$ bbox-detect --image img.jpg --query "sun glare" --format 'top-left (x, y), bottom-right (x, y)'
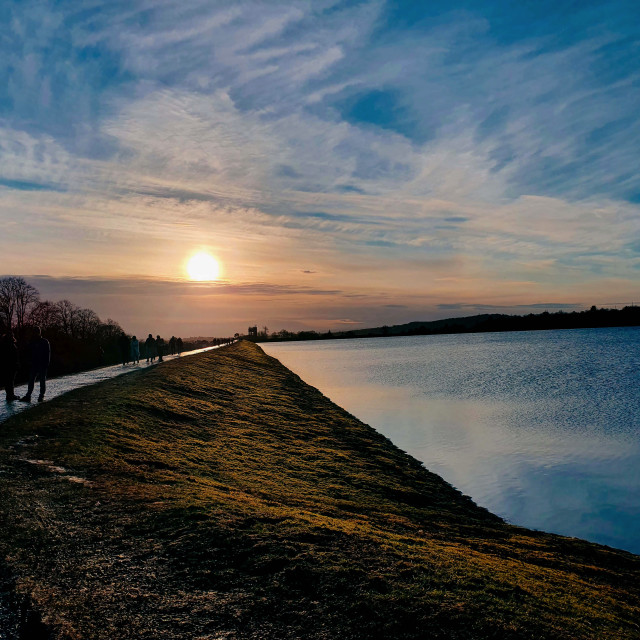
top-left (186, 252), bottom-right (221, 281)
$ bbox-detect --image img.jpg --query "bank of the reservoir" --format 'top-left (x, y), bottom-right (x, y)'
top-left (0, 341), bottom-right (638, 639)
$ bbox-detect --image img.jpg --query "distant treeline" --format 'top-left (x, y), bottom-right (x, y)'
top-left (0, 276), bottom-right (227, 385)
top-left (248, 305), bottom-right (640, 343)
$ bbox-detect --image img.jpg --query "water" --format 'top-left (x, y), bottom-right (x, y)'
top-left (263, 328), bottom-right (640, 554)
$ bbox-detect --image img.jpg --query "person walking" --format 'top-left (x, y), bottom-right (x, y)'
top-left (20, 327), bottom-right (50, 403)
top-left (1, 330), bottom-right (20, 402)
top-left (156, 335), bottom-right (165, 362)
top-left (169, 336), bottom-right (176, 356)
top-left (176, 337), bottom-right (183, 355)
top-left (145, 333), bottom-right (156, 363)
top-left (130, 335), bottom-right (140, 365)
top-left (118, 332), bottom-right (130, 366)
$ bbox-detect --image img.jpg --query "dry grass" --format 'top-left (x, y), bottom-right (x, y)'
top-left (0, 341), bottom-right (638, 639)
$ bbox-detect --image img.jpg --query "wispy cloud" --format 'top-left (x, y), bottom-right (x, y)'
top-left (26, 275), bottom-right (342, 297)
top-left (1, 1), bottom-right (639, 332)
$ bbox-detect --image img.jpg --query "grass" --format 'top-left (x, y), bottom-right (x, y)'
top-left (0, 340), bottom-right (638, 639)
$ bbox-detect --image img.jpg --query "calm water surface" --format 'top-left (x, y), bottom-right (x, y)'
top-left (264, 328), bottom-right (640, 554)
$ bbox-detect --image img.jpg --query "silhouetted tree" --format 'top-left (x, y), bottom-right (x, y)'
top-left (14, 280), bottom-right (39, 330)
top-left (98, 318), bottom-right (123, 343)
top-left (2, 276), bottom-right (237, 389)
top-left (75, 308), bottom-right (101, 340)
top-left (0, 278), bottom-right (16, 330)
top-left (0, 276), bottom-right (39, 330)
top-left (27, 301), bottom-right (62, 332)
top-left (56, 299), bottom-right (80, 337)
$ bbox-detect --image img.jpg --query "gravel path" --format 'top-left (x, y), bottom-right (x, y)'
top-left (0, 345), bottom-right (221, 425)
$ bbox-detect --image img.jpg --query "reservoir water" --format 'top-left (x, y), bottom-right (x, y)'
top-left (263, 327), bottom-right (640, 555)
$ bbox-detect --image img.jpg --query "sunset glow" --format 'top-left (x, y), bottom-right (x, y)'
top-left (1, 1), bottom-right (638, 337)
top-left (186, 253), bottom-right (221, 282)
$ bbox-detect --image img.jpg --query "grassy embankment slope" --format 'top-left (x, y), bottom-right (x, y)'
top-left (0, 341), bottom-right (639, 639)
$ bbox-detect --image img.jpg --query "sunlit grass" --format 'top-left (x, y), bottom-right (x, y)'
top-left (0, 341), bottom-right (638, 639)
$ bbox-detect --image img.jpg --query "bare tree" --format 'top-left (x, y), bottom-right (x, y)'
top-left (15, 280), bottom-right (40, 330)
top-left (0, 277), bottom-right (17, 329)
top-left (98, 318), bottom-right (123, 344)
top-left (28, 300), bottom-right (62, 331)
top-left (75, 308), bottom-right (101, 339)
top-left (0, 276), bottom-right (40, 329)
top-left (56, 299), bottom-right (80, 337)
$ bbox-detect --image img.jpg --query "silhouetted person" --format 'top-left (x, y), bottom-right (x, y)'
top-left (176, 337), bottom-right (183, 355)
top-left (118, 332), bottom-right (130, 366)
top-left (145, 334), bottom-right (156, 363)
top-left (156, 335), bottom-right (165, 362)
top-left (169, 336), bottom-right (176, 356)
top-left (1, 330), bottom-right (19, 402)
top-left (21, 327), bottom-right (50, 403)
top-left (130, 335), bottom-right (140, 364)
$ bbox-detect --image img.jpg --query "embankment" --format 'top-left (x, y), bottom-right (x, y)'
top-left (0, 340), bottom-right (638, 639)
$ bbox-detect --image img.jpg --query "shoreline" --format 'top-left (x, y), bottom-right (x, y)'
top-left (249, 309), bottom-right (640, 344)
top-left (263, 331), bottom-right (640, 556)
top-left (0, 341), bottom-right (638, 639)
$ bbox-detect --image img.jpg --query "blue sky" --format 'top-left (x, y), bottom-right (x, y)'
top-left (1, 0), bottom-right (639, 335)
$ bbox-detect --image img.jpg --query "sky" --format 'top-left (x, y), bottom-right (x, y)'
top-left (1, 0), bottom-right (639, 337)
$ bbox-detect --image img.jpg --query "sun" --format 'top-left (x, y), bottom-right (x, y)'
top-left (186, 252), bottom-right (221, 281)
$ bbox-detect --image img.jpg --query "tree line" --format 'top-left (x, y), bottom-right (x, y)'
top-left (246, 305), bottom-right (640, 343)
top-left (0, 276), bottom-right (219, 384)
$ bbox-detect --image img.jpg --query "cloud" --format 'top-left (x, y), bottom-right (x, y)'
top-left (5, 1), bottom-right (640, 207)
top-left (25, 275), bottom-right (342, 298)
top-left (1, 0), bottom-right (640, 331)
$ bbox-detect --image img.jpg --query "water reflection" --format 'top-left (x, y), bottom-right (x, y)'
top-left (264, 328), bottom-right (640, 554)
